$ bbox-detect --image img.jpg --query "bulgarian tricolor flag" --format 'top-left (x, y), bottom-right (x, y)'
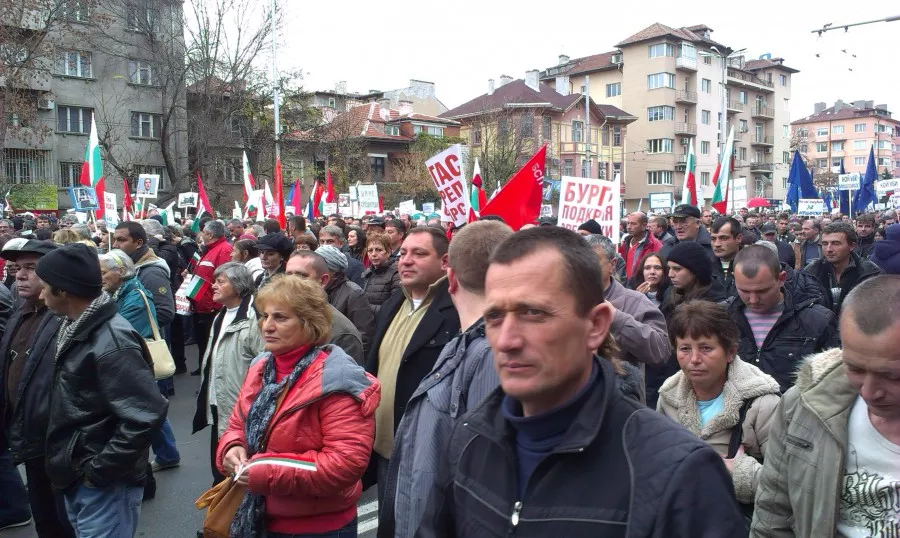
top-left (80, 114), bottom-right (105, 218)
top-left (467, 158), bottom-right (487, 223)
top-left (242, 150), bottom-right (256, 214)
top-left (191, 171), bottom-right (214, 234)
top-left (680, 140), bottom-right (698, 206)
top-left (317, 170), bottom-right (336, 216)
top-left (185, 274), bottom-right (211, 300)
top-left (711, 126), bottom-right (736, 215)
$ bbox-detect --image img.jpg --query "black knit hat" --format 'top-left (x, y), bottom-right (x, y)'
top-left (35, 243), bottom-right (102, 298)
top-left (578, 219), bottom-right (604, 235)
top-left (666, 241), bottom-right (713, 285)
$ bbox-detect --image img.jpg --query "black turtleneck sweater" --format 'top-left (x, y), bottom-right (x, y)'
top-left (501, 362), bottom-right (599, 497)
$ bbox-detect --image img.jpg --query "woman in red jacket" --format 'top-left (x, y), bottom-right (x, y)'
top-left (217, 275), bottom-right (380, 538)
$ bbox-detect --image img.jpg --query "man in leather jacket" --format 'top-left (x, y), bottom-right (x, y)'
top-left (36, 244), bottom-right (166, 536)
top-left (0, 240), bottom-right (72, 536)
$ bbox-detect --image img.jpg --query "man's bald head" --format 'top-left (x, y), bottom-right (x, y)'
top-left (841, 275), bottom-right (900, 335)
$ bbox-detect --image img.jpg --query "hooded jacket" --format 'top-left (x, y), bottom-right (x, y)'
top-left (133, 247), bottom-right (174, 326)
top-left (657, 357), bottom-right (782, 504)
top-left (750, 348), bottom-right (856, 538)
top-left (416, 356), bottom-right (747, 538)
top-left (217, 346), bottom-right (381, 535)
top-left (869, 223), bottom-right (900, 274)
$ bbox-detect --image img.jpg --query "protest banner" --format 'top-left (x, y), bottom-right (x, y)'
top-left (557, 175), bottom-right (621, 243)
top-left (399, 199), bottom-right (416, 215)
top-left (284, 205), bottom-right (296, 216)
top-left (891, 193), bottom-right (900, 209)
top-left (178, 192), bottom-right (197, 208)
top-left (103, 192), bottom-right (118, 227)
top-left (649, 192), bottom-right (673, 210)
top-left (69, 186), bottom-right (99, 211)
top-left (357, 185), bottom-right (379, 215)
top-left (322, 202), bottom-right (337, 216)
top-left (876, 178), bottom-right (900, 195)
top-left (425, 144), bottom-right (468, 226)
top-left (422, 202), bottom-right (435, 214)
top-left (797, 199), bottom-right (825, 216)
top-left (137, 174), bottom-right (160, 198)
top-left (838, 173), bottom-right (861, 191)
top-left (338, 194), bottom-right (351, 217)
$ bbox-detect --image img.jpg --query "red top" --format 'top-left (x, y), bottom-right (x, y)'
top-left (191, 237), bottom-right (232, 314)
top-left (274, 345), bottom-right (312, 382)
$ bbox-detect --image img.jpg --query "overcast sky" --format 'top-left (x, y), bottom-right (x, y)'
top-left (279, 0), bottom-right (898, 122)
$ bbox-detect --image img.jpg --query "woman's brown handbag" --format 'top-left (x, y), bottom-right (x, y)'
top-left (195, 476), bottom-right (246, 538)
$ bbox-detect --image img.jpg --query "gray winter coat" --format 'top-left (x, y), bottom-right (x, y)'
top-left (605, 279), bottom-right (670, 366)
top-left (134, 249), bottom-right (175, 327)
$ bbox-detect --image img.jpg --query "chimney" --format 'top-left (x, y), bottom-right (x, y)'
top-left (524, 70), bottom-right (540, 91)
top-left (335, 81), bottom-right (347, 95)
top-left (558, 54), bottom-right (570, 66)
top-left (379, 98), bottom-right (391, 111)
top-left (876, 104), bottom-right (888, 111)
top-left (398, 100), bottom-right (413, 116)
top-left (814, 102), bottom-right (826, 114)
top-left (488, 78), bottom-right (495, 95)
top-left (499, 75), bottom-right (513, 87)
top-left (834, 99), bottom-right (844, 113)
top-left (555, 75), bottom-right (570, 96)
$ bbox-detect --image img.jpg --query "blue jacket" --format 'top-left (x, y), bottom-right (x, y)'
top-left (114, 277), bottom-right (158, 340)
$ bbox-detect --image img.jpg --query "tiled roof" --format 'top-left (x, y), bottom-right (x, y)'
top-left (553, 51), bottom-right (621, 77)
top-left (742, 58), bottom-right (800, 74)
top-left (440, 79), bottom-right (583, 119)
top-left (615, 22), bottom-right (727, 50)
top-left (326, 103), bottom-right (460, 141)
top-left (791, 105), bottom-right (899, 125)
top-left (597, 104), bottom-right (636, 119)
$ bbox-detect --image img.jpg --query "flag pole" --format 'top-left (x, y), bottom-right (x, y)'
top-left (271, 0), bottom-right (284, 227)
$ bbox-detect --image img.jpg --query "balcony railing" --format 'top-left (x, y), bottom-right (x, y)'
top-left (675, 56), bottom-right (698, 71)
top-left (750, 135), bottom-right (775, 146)
top-left (727, 68), bottom-right (775, 90)
top-left (675, 122), bottom-right (697, 135)
top-left (675, 90), bottom-right (697, 104)
top-left (750, 162), bottom-right (775, 172)
top-left (675, 154), bottom-right (688, 169)
top-left (751, 106), bottom-right (775, 119)
top-left (732, 131), bottom-right (744, 142)
top-left (727, 101), bottom-right (745, 113)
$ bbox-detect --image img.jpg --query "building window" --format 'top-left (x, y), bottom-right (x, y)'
top-left (701, 79), bottom-right (711, 93)
top-left (648, 43), bottom-right (675, 58)
top-left (498, 118), bottom-right (509, 141)
top-left (832, 158), bottom-right (841, 168)
top-left (648, 105), bottom-right (675, 121)
top-left (128, 60), bottom-right (158, 86)
top-left (783, 125), bottom-right (789, 138)
top-left (816, 159), bottom-right (827, 168)
top-left (133, 165), bottom-right (167, 189)
top-left (369, 156), bottom-right (385, 182)
top-left (126, 6), bottom-right (159, 33)
top-left (816, 142), bottom-right (827, 152)
top-left (701, 110), bottom-right (711, 125)
top-left (800, 144), bottom-right (808, 153)
top-left (780, 74), bottom-right (787, 86)
top-left (327, 97), bottom-right (336, 108)
top-left (581, 159), bottom-right (589, 178)
top-left (854, 123), bottom-right (866, 132)
top-left (130, 112), bottom-right (161, 138)
top-left (783, 151), bottom-right (790, 164)
top-left (4, 149), bottom-right (50, 184)
top-left (647, 72), bottom-right (675, 90)
top-left (572, 121), bottom-right (584, 142)
top-left (384, 124), bottom-right (399, 136)
top-left (613, 125), bottom-right (622, 146)
top-left (606, 83), bottom-right (621, 97)
top-left (832, 141), bottom-right (844, 151)
top-left (739, 147), bottom-right (748, 161)
top-left (647, 138), bottom-right (673, 154)
top-left (471, 127), bottom-right (481, 145)
top-left (853, 140), bottom-right (866, 150)
top-left (56, 49), bottom-right (92, 78)
top-left (738, 91), bottom-right (747, 104)
top-left (542, 116), bottom-right (551, 139)
top-left (878, 140), bottom-right (892, 150)
top-left (700, 171), bottom-right (710, 186)
top-left (647, 171), bottom-right (673, 185)
top-left (739, 119), bottom-right (748, 133)
top-left (413, 125), bottom-right (444, 137)
top-left (700, 141), bottom-right (710, 155)
top-left (521, 115), bottom-right (533, 137)
top-left (832, 125), bottom-right (844, 135)
top-left (563, 159), bottom-right (574, 176)
top-left (816, 127), bottom-right (828, 136)
top-left (703, 55), bottom-right (712, 65)
top-left (221, 158), bottom-right (241, 184)
top-left (59, 161), bottom-right (81, 187)
top-left (580, 85), bottom-right (586, 95)
top-left (853, 157), bottom-right (865, 166)
top-left (880, 157), bottom-right (891, 167)
top-left (59, 0), bottom-right (90, 22)
top-left (56, 106), bottom-right (92, 134)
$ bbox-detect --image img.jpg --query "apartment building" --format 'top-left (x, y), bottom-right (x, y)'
top-left (791, 99), bottom-right (900, 181)
top-left (2, 0), bottom-right (188, 211)
top-left (540, 23), bottom-right (797, 211)
top-left (309, 79), bottom-right (449, 123)
top-left (439, 71), bottom-right (637, 188)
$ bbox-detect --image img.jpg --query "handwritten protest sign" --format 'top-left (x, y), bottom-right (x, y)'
top-left (357, 185), bottom-right (379, 215)
top-left (797, 199), bottom-right (825, 216)
top-left (103, 192), bottom-right (118, 227)
top-left (558, 176), bottom-right (621, 243)
top-left (425, 144), bottom-right (468, 226)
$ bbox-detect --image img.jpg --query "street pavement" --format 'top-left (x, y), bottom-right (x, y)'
top-left (2, 344), bottom-right (379, 537)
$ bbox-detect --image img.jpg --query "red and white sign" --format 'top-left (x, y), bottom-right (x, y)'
top-left (426, 144), bottom-right (468, 227)
top-left (558, 175), bottom-right (621, 243)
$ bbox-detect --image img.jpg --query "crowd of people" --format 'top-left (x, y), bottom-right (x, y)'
top-left (0, 203), bottom-right (897, 538)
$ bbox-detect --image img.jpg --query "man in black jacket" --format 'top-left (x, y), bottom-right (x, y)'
top-left (804, 222), bottom-right (882, 315)
top-left (0, 241), bottom-right (73, 537)
top-left (36, 244), bottom-right (166, 535)
top-left (729, 245), bottom-right (839, 392)
top-left (365, 227), bottom-right (459, 505)
top-left (853, 213), bottom-right (876, 260)
top-left (417, 227), bottom-right (745, 537)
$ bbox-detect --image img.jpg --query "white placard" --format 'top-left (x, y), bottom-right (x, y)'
top-left (178, 192), bottom-right (198, 208)
top-left (137, 174), bottom-right (160, 198)
top-left (649, 192), bottom-right (673, 210)
top-left (425, 144), bottom-right (468, 227)
top-left (838, 173), bottom-right (861, 190)
top-left (557, 175), bottom-right (621, 243)
top-left (103, 192), bottom-right (118, 227)
top-left (422, 202), bottom-right (435, 214)
top-left (322, 202), bottom-right (337, 216)
top-left (797, 199), bottom-right (825, 216)
top-left (540, 204), bottom-right (553, 217)
top-left (398, 199), bottom-right (416, 215)
top-left (876, 178), bottom-right (900, 194)
top-left (338, 194), bottom-right (351, 217)
top-left (357, 185), bottom-right (379, 216)
top-left (891, 194), bottom-right (900, 209)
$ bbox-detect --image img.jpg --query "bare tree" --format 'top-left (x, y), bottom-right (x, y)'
top-left (464, 98), bottom-right (540, 193)
top-left (387, 133), bottom-right (465, 209)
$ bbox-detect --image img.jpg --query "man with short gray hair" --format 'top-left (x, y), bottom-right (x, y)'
top-left (319, 224), bottom-right (364, 286)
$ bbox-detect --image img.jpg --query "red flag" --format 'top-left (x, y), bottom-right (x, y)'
top-left (378, 195), bottom-right (384, 213)
top-left (479, 146), bottom-right (547, 230)
top-left (122, 179), bottom-right (134, 221)
top-left (274, 158), bottom-right (285, 228)
top-left (291, 179), bottom-right (302, 214)
top-left (325, 170), bottom-right (336, 203)
top-left (312, 182), bottom-right (325, 218)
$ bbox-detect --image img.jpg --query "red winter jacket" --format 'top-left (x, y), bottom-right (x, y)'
top-left (191, 236), bottom-right (232, 314)
top-left (216, 346), bottom-right (380, 535)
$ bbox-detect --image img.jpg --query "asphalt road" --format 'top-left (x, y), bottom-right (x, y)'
top-left (2, 344), bottom-right (379, 538)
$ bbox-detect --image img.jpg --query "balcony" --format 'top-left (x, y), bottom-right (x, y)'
top-left (727, 68), bottom-right (775, 92)
top-left (750, 135), bottom-right (775, 147)
top-left (676, 56), bottom-right (698, 71)
top-left (675, 122), bottom-right (697, 136)
top-left (675, 90), bottom-right (697, 104)
top-left (727, 101), bottom-right (745, 114)
top-left (558, 141), bottom-right (600, 155)
top-left (733, 159), bottom-right (748, 170)
top-left (675, 154), bottom-right (688, 170)
top-left (751, 106), bottom-right (775, 120)
top-left (732, 130), bottom-right (744, 142)
top-left (750, 162), bottom-right (775, 173)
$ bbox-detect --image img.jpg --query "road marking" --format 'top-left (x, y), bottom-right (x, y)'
top-left (359, 500), bottom-right (378, 517)
top-left (358, 515), bottom-right (379, 534)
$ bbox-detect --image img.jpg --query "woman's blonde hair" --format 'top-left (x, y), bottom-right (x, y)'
top-left (255, 275), bottom-right (332, 345)
top-left (53, 229), bottom-right (82, 245)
